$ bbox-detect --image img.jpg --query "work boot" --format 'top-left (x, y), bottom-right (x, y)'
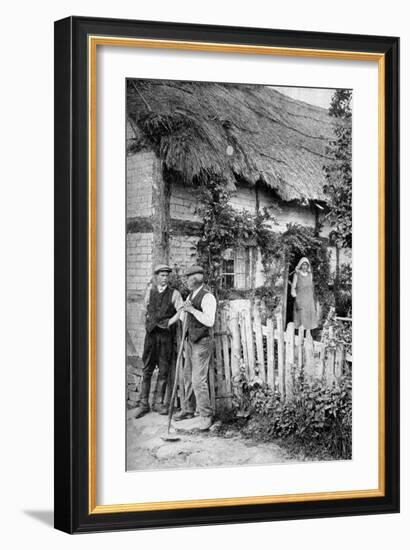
top-left (173, 410), bottom-right (194, 421)
top-left (133, 379), bottom-right (150, 419)
top-left (152, 379), bottom-right (168, 415)
top-left (133, 401), bottom-right (149, 418)
top-left (152, 403), bottom-right (169, 415)
top-left (198, 416), bottom-right (213, 431)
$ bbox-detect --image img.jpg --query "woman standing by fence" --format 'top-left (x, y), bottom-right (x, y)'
top-left (291, 257), bottom-right (318, 334)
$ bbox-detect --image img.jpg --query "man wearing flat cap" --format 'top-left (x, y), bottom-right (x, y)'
top-left (134, 264), bottom-right (183, 419)
top-left (174, 265), bottom-right (216, 431)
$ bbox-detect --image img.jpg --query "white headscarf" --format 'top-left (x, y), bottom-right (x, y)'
top-left (295, 257), bottom-right (312, 273)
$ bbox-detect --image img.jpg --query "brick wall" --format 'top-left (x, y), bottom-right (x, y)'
top-left (127, 232), bottom-right (153, 295)
top-left (169, 234), bottom-right (199, 275)
top-left (127, 231), bottom-right (154, 358)
top-left (169, 183), bottom-right (200, 273)
top-left (127, 151), bottom-right (156, 218)
top-left (170, 184), bottom-right (201, 222)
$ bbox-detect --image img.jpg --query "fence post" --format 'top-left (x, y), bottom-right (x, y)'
top-left (229, 311), bottom-right (241, 379)
top-left (297, 325), bottom-right (304, 375)
top-left (276, 312), bottom-right (285, 398)
top-left (209, 355), bottom-right (216, 415)
top-left (254, 305), bottom-right (265, 382)
top-left (282, 262), bottom-right (290, 330)
top-left (304, 331), bottom-right (315, 382)
top-left (239, 310), bottom-right (250, 377)
top-left (334, 345), bottom-right (345, 380)
top-left (214, 312), bottom-right (226, 413)
top-left (266, 317), bottom-right (275, 389)
top-left (242, 309), bottom-right (255, 379)
top-left (285, 322), bottom-right (295, 399)
top-left (221, 309), bottom-right (232, 408)
top-left (325, 347), bottom-right (336, 385)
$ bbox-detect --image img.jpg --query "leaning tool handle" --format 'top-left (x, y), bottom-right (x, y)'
top-left (167, 315), bottom-right (188, 433)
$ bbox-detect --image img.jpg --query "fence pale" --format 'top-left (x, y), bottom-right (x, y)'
top-left (276, 312), bottom-right (285, 397)
top-left (266, 318), bottom-right (275, 389)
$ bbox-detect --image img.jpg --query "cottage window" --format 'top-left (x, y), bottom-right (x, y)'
top-left (221, 247), bottom-right (253, 290)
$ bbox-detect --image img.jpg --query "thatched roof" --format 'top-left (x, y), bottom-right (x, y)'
top-left (127, 79), bottom-right (340, 202)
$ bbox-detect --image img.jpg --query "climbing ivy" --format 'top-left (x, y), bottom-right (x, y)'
top-left (323, 89), bottom-right (352, 249)
top-left (195, 174), bottom-right (266, 300)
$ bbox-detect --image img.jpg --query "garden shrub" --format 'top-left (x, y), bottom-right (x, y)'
top-left (231, 366), bottom-right (352, 460)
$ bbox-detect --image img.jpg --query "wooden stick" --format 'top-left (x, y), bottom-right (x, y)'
top-left (167, 316), bottom-right (188, 433)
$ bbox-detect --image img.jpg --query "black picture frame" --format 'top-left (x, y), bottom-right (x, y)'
top-left (54, 15), bottom-right (400, 533)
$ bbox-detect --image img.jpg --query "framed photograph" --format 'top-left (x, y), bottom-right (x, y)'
top-left (54, 16), bottom-right (399, 533)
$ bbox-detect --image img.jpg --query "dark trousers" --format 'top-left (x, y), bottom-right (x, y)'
top-left (140, 328), bottom-right (173, 404)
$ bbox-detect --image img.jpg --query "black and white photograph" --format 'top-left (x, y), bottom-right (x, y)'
top-left (125, 79), bottom-right (353, 471)
top-left (0, 0), bottom-right (403, 540)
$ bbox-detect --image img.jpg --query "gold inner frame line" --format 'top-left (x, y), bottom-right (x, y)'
top-left (88, 35), bottom-right (386, 514)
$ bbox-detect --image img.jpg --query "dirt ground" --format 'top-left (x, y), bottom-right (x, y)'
top-left (127, 411), bottom-right (297, 471)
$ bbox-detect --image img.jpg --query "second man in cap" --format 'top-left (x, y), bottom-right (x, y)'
top-left (175, 265), bottom-right (216, 431)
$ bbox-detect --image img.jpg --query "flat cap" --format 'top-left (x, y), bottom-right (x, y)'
top-left (154, 264), bottom-right (172, 274)
top-left (185, 265), bottom-right (204, 277)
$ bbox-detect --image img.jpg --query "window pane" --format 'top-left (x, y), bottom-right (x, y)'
top-left (223, 273), bottom-right (235, 289)
top-left (222, 258), bottom-right (235, 289)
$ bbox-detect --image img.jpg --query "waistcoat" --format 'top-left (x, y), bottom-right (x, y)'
top-left (187, 286), bottom-right (212, 343)
top-left (146, 286), bottom-right (176, 333)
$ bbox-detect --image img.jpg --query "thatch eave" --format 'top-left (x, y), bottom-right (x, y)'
top-left (127, 80), bottom-right (348, 203)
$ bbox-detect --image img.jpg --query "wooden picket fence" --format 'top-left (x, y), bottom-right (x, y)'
top-left (152, 305), bottom-right (349, 414)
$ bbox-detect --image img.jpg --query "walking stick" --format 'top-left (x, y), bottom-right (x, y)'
top-left (162, 314), bottom-right (188, 441)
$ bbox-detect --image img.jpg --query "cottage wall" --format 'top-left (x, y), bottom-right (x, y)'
top-left (127, 152), bottom-right (154, 218)
top-left (168, 235), bottom-right (199, 275)
top-left (168, 182), bottom-right (316, 233)
top-left (170, 185), bottom-right (201, 222)
top-left (168, 184), bottom-right (200, 274)
top-left (258, 187), bottom-right (316, 231)
top-left (230, 185), bottom-right (257, 211)
top-left (230, 185), bottom-right (316, 231)
top-left (127, 232), bottom-right (153, 355)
